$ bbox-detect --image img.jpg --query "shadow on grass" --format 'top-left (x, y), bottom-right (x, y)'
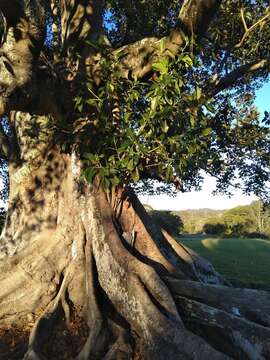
top-left (178, 235), bottom-right (270, 285)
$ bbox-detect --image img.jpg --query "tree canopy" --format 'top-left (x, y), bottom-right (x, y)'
top-left (0, 0), bottom-right (269, 203)
top-left (79, 0), bottom-right (270, 199)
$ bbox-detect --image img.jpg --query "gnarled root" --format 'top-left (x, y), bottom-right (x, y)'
top-left (1, 179), bottom-right (270, 360)
top-left (165, 277), bottom-right (270, 327)
top-left (74, 241), bottom-right (105, 360)
top-left (116, 187), bottom-right (230, 286)
top-left (79, 187), bottom-right (229, 359)
top-left (103, 322), bottom-right (133, 360)
top-left (176, 295), bottom-right (270, 359)
top-left (23, 265), bottom-right (73, 360)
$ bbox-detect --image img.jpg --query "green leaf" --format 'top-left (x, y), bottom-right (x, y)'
top-left (150, 97), bottom-right (159, 112)
top-left (86, 98), bottom-right (99, 107)
top-left (108, 83), bottom-right (115, 92)
top-left (132, 167), bottom-right (140, 182)
top-left (84, 153), bottom-right (96, 162)
top-left (159, 37), bottom-right (166, 52)
top-left (102, 176), bottom-right (111, 189)
top-left (181, 54), bottom-right (193, 67)
top-left (189, 115), bottom-right (195, 127)
top-left (161, 120), bottom-right (169, 133)
top-left (110, 176), bottom-right (120, 186)
top-left (189, 144), bottom-right (197, 154)
top-left (195, 87), bottom-right (202, 101)
top-left (165, 165), bottom-right (173, 180)
top-left (152, 59), bottom-right (168, 74)
top-left (202, 128), bottom-right (212, 136)
top-left (126, 128), bottom-right (135, 140)
top-left (118, 140), bottom-right (131, 153)
top-left (175, 81), bottom-right (181, 95)
top-left (84, 167), bottom-right (96, 183)
top-left (204, 103), bottom-right (215, 113)
top-left (127, 159), bottom-right (134, 171)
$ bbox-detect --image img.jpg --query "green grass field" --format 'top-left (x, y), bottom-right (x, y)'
top-left (177, 235), bottom-right (270, 285)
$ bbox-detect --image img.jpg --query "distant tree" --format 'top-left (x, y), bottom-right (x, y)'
top-left (179, 209), bottom-right (224, 234)
top-left (262, 204), bottom-right (270, 237)
top-left (248, 200), bottom-right (269, 234)
top-left (247, 201), bottom-right (270, 238)
top-left (203, 201), bottom-right (270, 238)
top-left (149, 210), bottom-right (183, 235)
top-left (203, 222), bottom-right (226, 235)
top-left (222, 206), bottom-right (253, 235)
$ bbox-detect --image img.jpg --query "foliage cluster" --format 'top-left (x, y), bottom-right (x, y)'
top-left (0, 0), bottom-right (270, 203)
top-left (75, 35), bottom-right (270, 199)
top-left (76, 43), bottom-right (220, 192)
top-left (104, 0), bottom-right (181, 46)
top-left (71, 0), bottom-right (270, 200)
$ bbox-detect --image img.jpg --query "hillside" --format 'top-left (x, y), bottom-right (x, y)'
top-left (147, 200), bottom-right (270, 238)
top-left (175, 209), bottom-right (225, 234)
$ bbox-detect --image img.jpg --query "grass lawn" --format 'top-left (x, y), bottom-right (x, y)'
top-left (177, 235), bottom-right (270, 285)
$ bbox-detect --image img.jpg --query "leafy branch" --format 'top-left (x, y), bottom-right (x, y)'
top-left (236, 7), bottom-right (270, 48)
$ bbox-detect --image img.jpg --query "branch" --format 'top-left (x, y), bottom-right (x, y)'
top-left (208, 59), bottom-right (268, 96)
top-left (180, 59), bottom-right (268, 120)
top-left (236, 7), bottom-right (270, 49)
top-left (179, 0), bottom-right (222, 37)
top-left (240, 8), bottom-right (248, 33)
top-left (60, 0), bottom-right (104, 54)
top-left (0, 122), bottom-right (10, 159)
top-left (59, 0), bottom-right (106, 85)
top-left (51, 0), bottom-right (61, 57)
top-left (0, 0), bottom-right (46, 115)
top-left (115, 0), bottom-right (222, 79)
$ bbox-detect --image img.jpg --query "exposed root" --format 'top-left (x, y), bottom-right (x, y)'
top-left (75, 236), bottom-right (105, 360)
top-left (176, 295), bottom-right (270, 359)
top-left (79, 187), bottom-right (230, 359)
top-left (117, 188), bottom-right (229, 285)
top-left (103, 332), bottom-right (133, 360)
top-left (23, 265), bottom-right (73, 360)
top-left (41, 304), bottom-right (89, 360)
top-left (165, 277), bottom-right (270, 327)
top-left (23, 348), bottom-right (47, 360)
top-left (2, 166), bottom-right (270, 360)
top-left (0, 326), bottom-right (28, 360)
top-left (161, 229), bottom-right (231, 286)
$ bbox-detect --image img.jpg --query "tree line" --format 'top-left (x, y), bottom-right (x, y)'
top-left (149, 201), bottom-right (270, 238)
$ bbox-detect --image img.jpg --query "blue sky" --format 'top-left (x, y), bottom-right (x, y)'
top-left (140, 81), bottom-right (270, 210)
top-left (254, 81), bottom-right (270, 114)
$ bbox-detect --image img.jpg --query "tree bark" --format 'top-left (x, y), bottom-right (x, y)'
top-left (0, 112), bottom-right (270, 360)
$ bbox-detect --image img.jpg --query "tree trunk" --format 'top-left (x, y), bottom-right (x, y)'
top-left (0, 113), bottom-right (270, 360)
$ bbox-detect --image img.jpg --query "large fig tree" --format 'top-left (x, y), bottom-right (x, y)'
top-left (0, 0), bottom-right (270, 359)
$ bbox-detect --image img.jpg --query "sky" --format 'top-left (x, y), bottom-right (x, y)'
top-left (139, 174), bottom-right (258, 211)
top-left (139, 81), bottom-right (269, 211)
